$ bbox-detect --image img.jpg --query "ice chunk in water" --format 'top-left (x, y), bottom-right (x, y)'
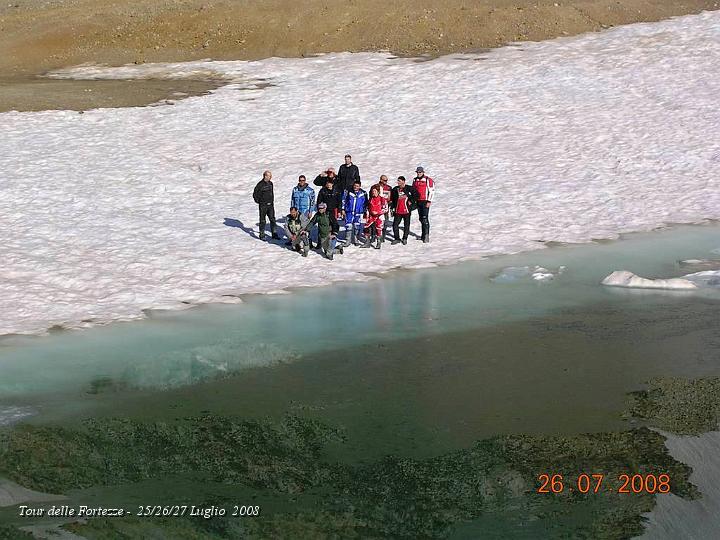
top-left (683, 270), bottom-right (720, 288)
top-left (602, 270), bottom-right (698, 290)
top-left (603, 268), bottom-right (720, 290)
top-left (492, 265), bottom-right (564, 283)
top-left (532, 267), bottom-right (556, 282)
top-left (492, 266), bottom-right (533, 283)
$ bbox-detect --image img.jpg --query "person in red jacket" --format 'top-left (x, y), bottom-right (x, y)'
top-left (362, 186), bottom-right (388, 250)
top-left (371, 174), bottom-right (392, 242)
top-left (412, 166), bottom-right (435, 243)
top-left (390, 176), bottom-right (418, 245)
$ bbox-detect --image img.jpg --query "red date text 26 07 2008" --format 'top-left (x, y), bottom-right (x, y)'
top-left (536, 473), bottom-right (671, 494)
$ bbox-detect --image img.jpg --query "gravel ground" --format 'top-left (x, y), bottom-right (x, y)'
top-left (0, 0), bottom-right (718, 110)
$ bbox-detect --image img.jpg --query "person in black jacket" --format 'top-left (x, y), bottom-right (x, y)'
top-left (390, 176), bottom-right (418, 245)
top-left (313, 167), bottom-right (338, 187)
top-left (315, 177), bottom-right (343, 249)
top-left (337, 154), bottom-right (360, 194)
top-left (316, 177), bottom-right (343, 217)
top-left (252, 170), bottom-right (279, 240)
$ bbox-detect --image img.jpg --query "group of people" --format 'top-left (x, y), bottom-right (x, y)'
top-left (252, 155), bottom-right (435, 260)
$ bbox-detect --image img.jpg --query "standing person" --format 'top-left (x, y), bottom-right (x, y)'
top-left (337, 154), bottom-right (360, 194)
top-left (316, 177), bottom-right (343, 217)
top-left (290, 175), bottom-right (315, 218)
top-left (304, 203), bottom-right (343, 260)
top-left (341, 180), bottom-right (368, 246)
top-left (313, 167), bottom-right (338, 187)
top-left (316, 177), bottom-right (343, 249)
top-left (412, 166), bottom-right (435, 243)
top-left (252, 170), bottom-right (279, 240)
top-left (284, 207), bottom-right (311, 257)
top-left (371, 174), bottom-right (392, 242)
top-left (390, 176), bottom-right (417, 245)
top-left (362, 186), bottom-right (388, 250)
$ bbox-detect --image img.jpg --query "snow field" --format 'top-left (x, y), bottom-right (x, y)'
top-left (2, 12), bottom-right (720, 335)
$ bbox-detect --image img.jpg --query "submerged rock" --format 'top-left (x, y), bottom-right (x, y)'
top-left (0, 525), bottom-right (34, 539)
top-left (678, 258), bottom-right (720, 271)
top-left (0, 477), bottom-right (65, 508)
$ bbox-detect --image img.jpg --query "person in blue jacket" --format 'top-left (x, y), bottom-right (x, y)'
top-left (341, 180), bottom-right (368, 246)
top-left (290, 175), bottom-right (315, 217)
top-left (290, 175), bottom-right (316, 247)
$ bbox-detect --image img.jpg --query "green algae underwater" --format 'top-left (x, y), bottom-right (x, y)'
top-left (0, 414), bottom-right (702, 539)
top-left (2, 361), bottom-right (720, 538)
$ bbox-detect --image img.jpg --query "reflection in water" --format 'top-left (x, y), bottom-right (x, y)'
top-left (370, 278), bottom-right (391, 329)
top-left (120, 338), bottom-right (297, 389)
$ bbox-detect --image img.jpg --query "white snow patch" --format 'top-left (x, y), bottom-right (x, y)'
top-left (47, 62), bottom-right (238, 82)
top-left (2, 12), bottom-right (720, 335)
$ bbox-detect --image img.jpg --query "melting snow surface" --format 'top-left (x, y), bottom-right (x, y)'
top-left (2, 12), bottom-right (720, 335)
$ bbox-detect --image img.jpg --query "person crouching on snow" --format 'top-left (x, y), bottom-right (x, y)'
top-left (341, 180), bottom-right (368, 246)
top-left (362, 186), bottom-right (388, 250)
top-left (285, 207), bottom-right (310, 257)
top-left (304, 202), bottom-right (344, 260)
top-left (316, 176), bottom-right (343, 250)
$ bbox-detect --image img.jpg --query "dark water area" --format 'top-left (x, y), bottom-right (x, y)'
top-left (58, 295), bottom-right (720, 463)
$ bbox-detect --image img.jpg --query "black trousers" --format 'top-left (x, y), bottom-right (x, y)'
top-left (258, 203), bottom-right (276, 237)
top-left (416, 201), bottom-right (431, 240)
top-left (392, 213), bottom-right (411, 240)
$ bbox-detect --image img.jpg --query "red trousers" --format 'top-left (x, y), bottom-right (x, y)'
top-left (365, 215), bottom-right (383, 237)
